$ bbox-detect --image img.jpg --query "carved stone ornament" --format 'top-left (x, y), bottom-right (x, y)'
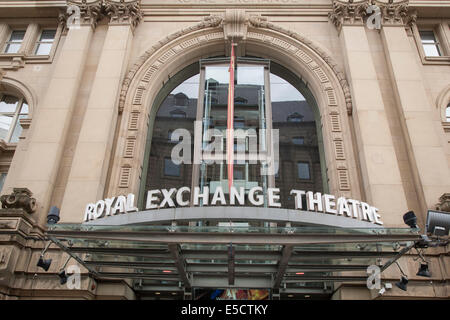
top-left (436, 193), bottom-right (450, 213)
top-left (328, 0), bottom-right (370, 31)
top-left (222, 9), bottom-right (248, 42)
top-left (329, 0), bottom-right (413, 30)
top-left (374, 0), bottom-right (409, 25)
top-left (65, 0), bottom-right (103, 29)
top-left (0, 188), bottom-right (37, 214)
top-left (61, 0), bottom-right (143, 30)
top-left (104, 0), bottom-right (143, 31)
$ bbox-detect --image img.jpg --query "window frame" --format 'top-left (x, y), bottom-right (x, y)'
top-left (163, 157), bottom-right (181, 177)
top-left (296, 161), bottom-right (312, 181)
top-left (0, 92), bottom-right (29, 144)
top-left (33, 28), bottom-right (57, 56)
top-left (0, 21), bottom-right (63, 67)
top-left (419, 30), bottom-right (442, 57)
top-left (3, 29), bottom-right (26, 54)
top-left (412, 21), bottom-right (450, 65)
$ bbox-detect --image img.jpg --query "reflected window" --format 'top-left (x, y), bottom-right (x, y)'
top-left (271, 72), bottom-right (323, 208)
top-left (4, 30), bottom-right (25, 54)
top-left (287, 112), bottom-right (303, 122)
top-left (143, 73), bottom-right (199, 201)
top-left (170, 109), bottom-right (186, 118)
top-left (297, 162), bottom-right (310, 180)
top-left (164, 158), bottom-right (180, 177)
top-left (0, 93), bottom-right (29, 143)
top-left (292, 136), bottom-right (304, 145)
top-left (420, 30), bottom-right (441, 57)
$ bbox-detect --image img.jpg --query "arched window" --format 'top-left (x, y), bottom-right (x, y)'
top-left (446, 103), bottom-right (450, 122)
top-left (141, 58), bottom-right (326, 213)
top-left (287, 112), bottom-right (303, 122)
top-left (0, 93), bottom-right (28, 143)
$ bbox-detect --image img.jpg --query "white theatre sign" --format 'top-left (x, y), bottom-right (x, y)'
top-left (83, 186), bottom-right (383, 226)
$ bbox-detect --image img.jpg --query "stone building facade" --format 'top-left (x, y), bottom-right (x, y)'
top-left (0, 0), bottom-right (449, 300)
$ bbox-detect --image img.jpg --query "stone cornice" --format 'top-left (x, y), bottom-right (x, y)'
top-left (104, 0), bottom-right (143, 31)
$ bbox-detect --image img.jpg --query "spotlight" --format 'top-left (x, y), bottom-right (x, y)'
top-left (58, 270), bottom-right (68, 285)
top-left (403, 211), bottom-right (418, 229)
top-left (37, 256), bottom-right (52, 271)
top-left (47, 206), bottom-right (60, 225)
top-left (426, 210), bottom-right (450, 236)
top-left (416, 263), bottom-right (431, 277)
top-left (395, 276), bottom-right (408, 291)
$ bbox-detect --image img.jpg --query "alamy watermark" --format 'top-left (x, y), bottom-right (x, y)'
top-left (66, 5), bottom-right (81, 29)
top-left (66, 264), bottom-right (81, 290)
top-left (170, 121), bottom-right (280, 176)
top-left (366, 5), bottom-right (382, 30)
top-left (366, 265), bottom-right (381, 290)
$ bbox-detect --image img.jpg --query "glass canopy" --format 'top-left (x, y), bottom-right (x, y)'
top-left (47, 223), bottom-right (420, 299)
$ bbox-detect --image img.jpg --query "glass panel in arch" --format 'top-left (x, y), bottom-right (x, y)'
top-left (200, 63), bottom-right (267, 204)
top-left (143, 74), bottom-right (199, 203)
top-left (270, 73), bottom-right (323, 209)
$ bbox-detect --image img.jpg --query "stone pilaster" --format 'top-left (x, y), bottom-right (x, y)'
top-left (1, 1), bottom-right (101, 227)
top-left (60, 0), bottom-right (142, 222)
top-left (379, 1), bottom-right (450, 215)
top-left (0, 23), bottom-right (9, 45)
top-left (329, 0), bottom-right (409, 226)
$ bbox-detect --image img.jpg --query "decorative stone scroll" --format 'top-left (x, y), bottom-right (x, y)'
top-left (374, 0), bottom-right (409, 25)
top-left (104, 0), bottom-right (143, 31)
top-left (0, 188), bottom-right (37, 214)
top-left (222, 9), bottom-right (248, 42)
top-left (60, 0), bottom-right (143, 31)
top-left (436, 193), bottom-right (450, 213)
top-left (328, 0), bottom-right (369, 31)
top-left (65, 0), bottom-right (103, 29)
top-left (329, 0), bottom-right (414, 30)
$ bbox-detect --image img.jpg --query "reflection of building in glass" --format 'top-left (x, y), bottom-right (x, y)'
top-left (144, 73), bottom-right (323, 212)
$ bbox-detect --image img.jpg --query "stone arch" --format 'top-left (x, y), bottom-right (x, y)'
top-left (109, 16), bottom-right (362, 202)
top-left (0, 76), bottom-right (36, 117)
top-left (436, 84), bottom-right (450, 123)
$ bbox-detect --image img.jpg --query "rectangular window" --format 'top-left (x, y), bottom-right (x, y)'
top-left (35, 29), bottom-right (56, 55)
top-left (420, 30), bottom-right (441, 57)
top-left (297, 161), bottom-right (310, 180)
top-left (4, 30), bottom-right (25, 54)
top-left (233, 165), bottom-right (245, 180)
top-left (164, 158), bottom-right (180, 177)
top-left (292, 136), bottom-right (304, 145)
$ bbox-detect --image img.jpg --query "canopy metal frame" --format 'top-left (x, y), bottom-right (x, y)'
top-left (46, 224), bottom-right (421, 298)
